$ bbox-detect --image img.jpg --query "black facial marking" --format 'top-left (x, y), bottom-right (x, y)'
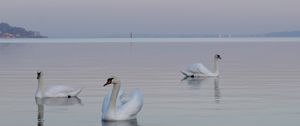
top-left (37, 72), bottom-right (41, 79)
top-left (103, 77), bottom-right (114, 87)
top-left (216, 54), bottom-right (221, 59)
top-left (107, 78), bottom-right (114, 84)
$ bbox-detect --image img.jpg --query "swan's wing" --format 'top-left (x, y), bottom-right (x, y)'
top-left (44, 85), bottom-right (81, 97)
top-left (102, 92), bottom-right (110, 113)
top-left (102, 88), bottom-right (125, 113)
top-left (187, 63), bottom-right (211, 75)
top-left (117, 89), bottom-right (143, 118)
top-left (117, 88), bottom-right (126, 107)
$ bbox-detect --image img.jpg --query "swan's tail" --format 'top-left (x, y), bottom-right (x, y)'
top-left (180, 71), bottom-right (190, 81)
top-left (72, 87), bottom-right (84, 96)
top-left (181, 71), bottom-right (196, 81)
top-left (181, 71), bottom-right (190, 77)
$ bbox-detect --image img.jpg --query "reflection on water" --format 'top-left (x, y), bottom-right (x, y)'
top-left (182, 76), bottom-right (209, 89)
top-left (182, 77), bottom-right (221, 103)
top-left (214, 78), bottom-right (221, 103)
top-left (102, 119), bottom-right (139, 126)
top-left (35, 97), bottom-right (82, 126)
top-left (2, 41), bottom-right (300, 126)
top-left (37, 103), bottom-right (44, 126)
top-left (35, 97), bottom-right (82, 106)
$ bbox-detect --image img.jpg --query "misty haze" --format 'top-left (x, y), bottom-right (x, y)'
top-left (1, 0), bottom-right (300, 126)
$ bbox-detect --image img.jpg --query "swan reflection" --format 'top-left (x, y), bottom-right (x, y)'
top-left (214, 78), bottom-right (221, 103)
top-left (35, 97), bottom-right (82, 106)
top-left (37, 103), bottom-right (44, 126)
top-left (182, 76), bottom-right (209, 89)
top-left (35, 97), bottom-right (82, 126)
top-left (182, 77), bottom-right (221, 103)
top-left (102, 119), bottom-right (139, 126)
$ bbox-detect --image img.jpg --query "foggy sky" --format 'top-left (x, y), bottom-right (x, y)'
top-left (1, 0), bottom-right (300, 37)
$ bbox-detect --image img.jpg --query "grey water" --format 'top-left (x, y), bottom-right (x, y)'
top-left (1, 38), bottom-right (300, 126)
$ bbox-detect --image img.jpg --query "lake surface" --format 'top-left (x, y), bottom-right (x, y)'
top-left (1, 38), bottom-right (300, 126)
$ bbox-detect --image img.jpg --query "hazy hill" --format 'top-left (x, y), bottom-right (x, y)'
top-left (0, 22), bottom-right (47, 38)
top-left (264, 31), bottom-right (300, 37)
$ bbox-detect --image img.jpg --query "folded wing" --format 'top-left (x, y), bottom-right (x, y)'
top-left (117, 89), bottom-right (143, 118)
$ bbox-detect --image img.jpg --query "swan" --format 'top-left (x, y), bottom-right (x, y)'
top-left (182, 54), bottom-right (221, 77)
top-left (102, 76), bottom-right (143, 121)
top-left (35, 71), bottom-right (83, 98)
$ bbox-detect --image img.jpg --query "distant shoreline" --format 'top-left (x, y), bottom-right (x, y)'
top-left (0, 22), bottom-right (47, 38)
top-left (1, 37), bottom-right (300, 44)
top-left (1, 22), bottom-right (300, 38)
top-left (33, 30), bottom-right (300, 38)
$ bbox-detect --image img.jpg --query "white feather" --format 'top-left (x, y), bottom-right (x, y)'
top-left (187, 63), bottom-right (212, 75)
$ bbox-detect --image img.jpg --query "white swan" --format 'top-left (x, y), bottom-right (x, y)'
top-left (183, 54), bottom-right (221, 77)
top-left (102, 76), bottom-right (143, 121)
top-left (35, 71), bottom-right (83, 98)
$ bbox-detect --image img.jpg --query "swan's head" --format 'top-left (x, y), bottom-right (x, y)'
top-left (215, 54), bottom-right (221, 60)
top-left (103, 76), bottom-right (121, 87)
top-left (37, 71), bottom-right (43, 79)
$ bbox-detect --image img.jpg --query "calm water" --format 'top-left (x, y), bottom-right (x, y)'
top-left (1, 38), bottom-right (300, 126)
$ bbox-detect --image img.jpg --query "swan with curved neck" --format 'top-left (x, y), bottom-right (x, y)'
top-left (183, 54), bottom-right (221, 77)
top-left (102, 76), bottom-right (143, 121)
top-left (35, 71), bottom-right (82, 98)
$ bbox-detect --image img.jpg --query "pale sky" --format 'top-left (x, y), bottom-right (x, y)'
top-left (1, 0), bottom-right (300, 37)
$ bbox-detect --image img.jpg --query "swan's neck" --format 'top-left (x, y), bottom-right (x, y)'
top-left (36, 78), bottom-right (45, 97)
top-left (108, 83), bottom-right (120, 113)
top-left (214, 58), bottom-right (219, 76)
